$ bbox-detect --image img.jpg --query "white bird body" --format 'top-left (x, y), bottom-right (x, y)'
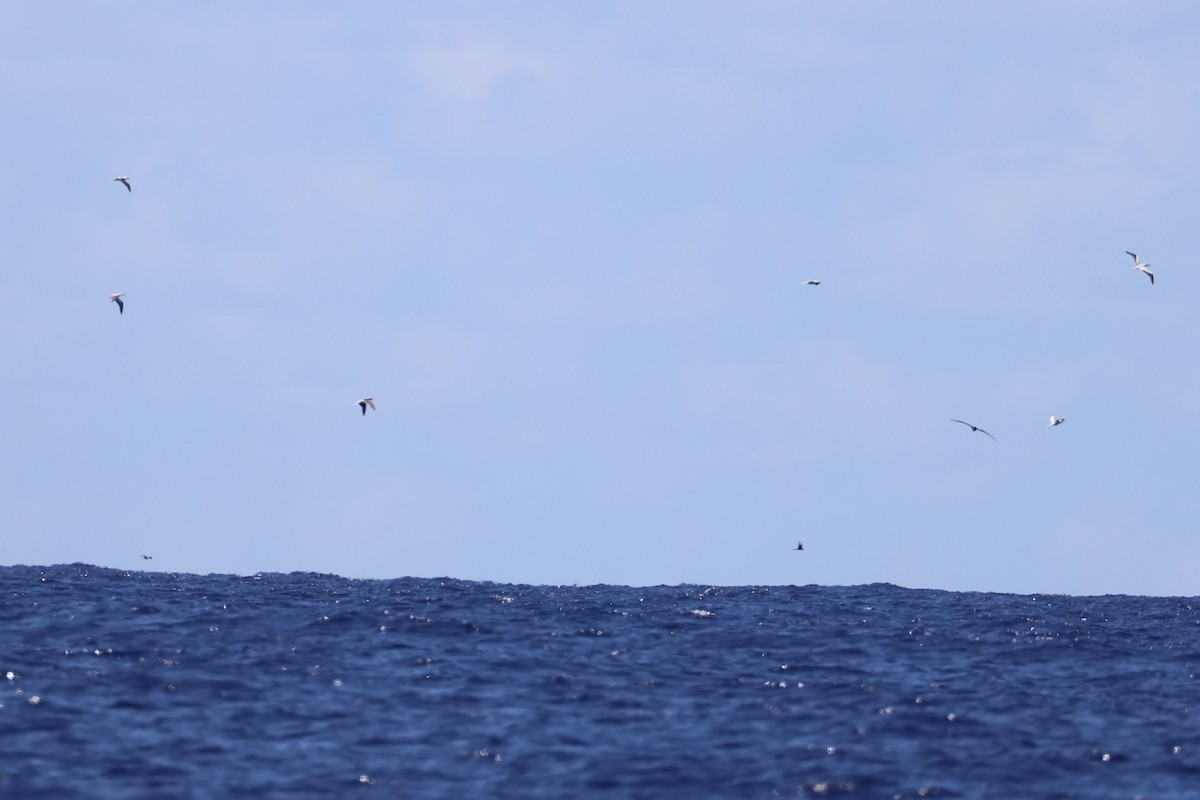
top-left (113, 176), bottom-right (131, 192)
top-left (1126, 251), bottom-right (1154, 284)
top-left (109, 293), bottom-right (124, 314)
top-left (1048, 416), bottom-right (1066, 427)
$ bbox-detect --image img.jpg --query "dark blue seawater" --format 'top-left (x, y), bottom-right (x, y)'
top-left (2, 565), bottom-right (1199, 799)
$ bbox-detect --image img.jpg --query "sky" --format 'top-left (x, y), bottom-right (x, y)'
top-left (3, 2), bottom-right (1200, 596)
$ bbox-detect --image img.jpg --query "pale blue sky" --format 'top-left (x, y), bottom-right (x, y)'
top-left (4, 2), bottom-right (1199, 595)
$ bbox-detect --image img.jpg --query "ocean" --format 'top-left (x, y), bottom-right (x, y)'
top-left (1, 564), bottom-right (1197, 799)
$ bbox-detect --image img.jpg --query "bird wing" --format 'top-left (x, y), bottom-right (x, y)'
top-left (951, 419), bottom-right (996, 439)
top-left (1126, 251), bottom-right (1138, 262)
top-left (116, 298), bottom-right (123, 313)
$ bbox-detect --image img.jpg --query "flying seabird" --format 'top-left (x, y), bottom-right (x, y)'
top-left (1126, 251), bottom-right (1154, 285)
top-left (794, 541), bottom-right (805, 551)
top-left (113, 176), bottom-right (131, 192)
top-left (358, 397), bottom-right (376, 416)
top-left (802, 280), bottom-right (822, 286)
top-left (950, 419), bottom-right (997, 441)
top-left (140, 555), bottom-right (152, 560)
top-left (1048, 416), bottom-right (1066, 427)
top-left (109, 293), bottom-right (124, 314)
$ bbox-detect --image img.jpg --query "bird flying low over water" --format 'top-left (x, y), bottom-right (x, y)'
top-left (950, 419), bottom-right (997, 440)
top-left (802, 280), bottom-right (821, 286)
top-left (114, 176), bottom-right (131, 192)
top-left (1126, 251), bottom-right (1154, 284)
top-left (109, 293), bottom-right (124, 314)
top-left (358, 397), bottom-right (375, 416)
top-left (1048, 416), bottom-right (1066, 427)
top-left (794, 541), bottom-right (805, 551)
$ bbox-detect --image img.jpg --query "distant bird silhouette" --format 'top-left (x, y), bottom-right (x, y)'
top-left (358, 397), bottom-right (375, 416)
top-left (794, 541), bottom-right (805, 551)
top-left (1126, 251), bottom-right (1154, 285)
top-left (802, 280), bottom-right (822, 286)
top-left (1047, 416), bottom-right (1066, 427)
top-left (109, 293), bottom-right (124, 314)
top-left (140, 555), bottom-right (152, 560)
top-left (114, 176), bottom-right (131, 192)
top-left (950, 419), bottom-right (997, 441)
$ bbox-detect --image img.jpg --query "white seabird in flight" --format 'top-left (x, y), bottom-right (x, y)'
top-left (109, 293), bottom-right (124, 314)
top-left (1126, 251), bottom-right (1154, 285)
top-left (950, 419), bottom-right (997, 441)
top-left (1047, 416), bottom-right (1066, 427)
top-left (802, 280), bottom-right (822, 286)
top-left (358, 397), bottom-right (375, 416)
top-left (114, 176), bottom-right (132, 192)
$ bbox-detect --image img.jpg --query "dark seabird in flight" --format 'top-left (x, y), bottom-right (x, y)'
top-left (794, 541), bottom-right (805, 551)
top-left (950, 419), bottom-right (997, 440)
top-left (1126, 251), bottom-right (1154, 284)
top-left (114, 176), bottom-right (132, 192)
top-left (802, 279), bottom-right (822, 286)
top-left (109, 293), bottom-right (124, 314)
top-left (140, 555), bottom-right (152, 560)
top-left (358, 397), bottom-right (376, 416)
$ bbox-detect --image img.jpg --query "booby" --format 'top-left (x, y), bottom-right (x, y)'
top-left (794, 541), bottom-right (805, 551)
top-left (109, 293), bottom-right (124, 314)
top-left (1048, 416), bottom-right (1066, 427)
top-left (358, 397), bottom-right (376, 416)
top-left (802, 280), bottom-right (822, 286)
top-left (950, 419), bottom-right (997, 441)
top-left (1126, 251), bottom-right (1154, 285)
top-left (114, 176), bottom-right (132, 192)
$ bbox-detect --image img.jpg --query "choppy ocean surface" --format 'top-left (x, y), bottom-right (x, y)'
top-left (2, 565), bottom-right (1198, 799)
